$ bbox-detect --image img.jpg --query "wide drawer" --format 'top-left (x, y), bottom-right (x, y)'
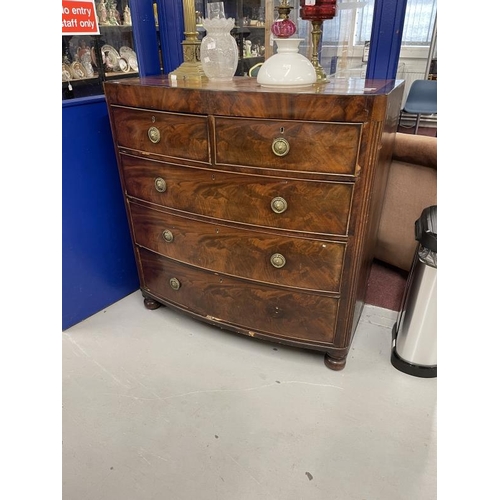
top-left (121, 154), bottom-right (353, 236)
top-left (130, 202), bottom-right (345, 292)
top-left (214, 117), bottom-right (361, 175)
top-left (139, 248), bottom-right (338, 344)
top-left (110, 106), bottom-right (210, 163)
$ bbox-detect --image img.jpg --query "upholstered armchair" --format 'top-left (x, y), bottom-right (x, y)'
top-left (375, 132), bottom-right (437, 272)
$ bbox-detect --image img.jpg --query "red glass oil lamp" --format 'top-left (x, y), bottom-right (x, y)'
top-left (299, 0), bottom-right (337, 82)
top-left (271, 0), bottom-right (297, 38)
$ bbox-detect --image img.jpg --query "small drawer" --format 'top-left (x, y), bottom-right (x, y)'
top-left (214, 117), bottom-right (361, 175)
top-left (121, 155), bottom-right (353, 236)
top-left (110, 106), bottom-right (210, 163)
top-left (139, 248), bottom-right (338, 344)
top-left (130, 202), bottom-right (346, 292)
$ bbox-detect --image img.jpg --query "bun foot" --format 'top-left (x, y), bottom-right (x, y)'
top-left (144, 297), bottom-right (161, 310)
top-left (324, 353), bottom-right (347, 371)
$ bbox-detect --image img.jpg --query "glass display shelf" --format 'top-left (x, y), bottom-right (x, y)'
top-left (62, 1), bottom-right (140, 100)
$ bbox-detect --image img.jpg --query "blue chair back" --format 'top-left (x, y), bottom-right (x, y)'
top-left (403, 79), bottom-right (437, 115)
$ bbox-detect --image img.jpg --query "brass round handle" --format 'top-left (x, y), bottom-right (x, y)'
top-left (154, 177), bottom-right (167, 193)
top-left (270, 253), bottom-right (286, 269)
top-left (271, 196), bottom-right (287, 214)
top-left (148, 126), bottom-right (161, 144)
top-left (169, 277), bottom-right (181, 290)
top-left (162, 230), bottom-right (174, 243)
top-left (272, 137), bottom-right (290, 157)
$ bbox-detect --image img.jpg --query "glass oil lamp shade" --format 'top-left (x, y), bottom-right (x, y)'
top-left (271, 18), bottom-right (296, 38)
top-left (299, 0), bottom-right (336, 20)
top-left (257, 38), bottom-right (316, 88)
top-left (271, 0), bottom-right (297, 38)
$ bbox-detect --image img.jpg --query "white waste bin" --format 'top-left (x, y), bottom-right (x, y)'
top-left (391, 205), bottom-right (437, 378)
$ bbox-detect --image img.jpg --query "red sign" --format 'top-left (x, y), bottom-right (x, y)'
top-left (62, 0), bottom-right (100, 35)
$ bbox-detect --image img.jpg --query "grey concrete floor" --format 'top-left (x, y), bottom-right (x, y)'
top-left (62, 290), bottom-right (436, 500)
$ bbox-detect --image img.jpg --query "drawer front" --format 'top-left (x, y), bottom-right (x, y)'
top-left (139, 248), bottom-right (338, 344)
top-left (130, 202), bottom-right (345, 292)
top-left (110, 106), bottom-right (210, 163)
top-left (214, 117), bottom-right (361, 175)
top-left (121, 155), bottom-right (353, 236)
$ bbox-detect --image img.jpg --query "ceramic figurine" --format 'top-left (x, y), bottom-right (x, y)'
top-left (123, 6), bottom-right (132, 25)
top-left (97, 0), bottom-right (108, 25)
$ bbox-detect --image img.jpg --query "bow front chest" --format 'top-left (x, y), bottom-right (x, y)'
top-left (104, 76), bottom-right (403, 370)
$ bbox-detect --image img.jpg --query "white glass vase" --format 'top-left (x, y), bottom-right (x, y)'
top-left (257, 38), bottom-right (316, 88)
top-left (200, 18), bottom-right (239, 82)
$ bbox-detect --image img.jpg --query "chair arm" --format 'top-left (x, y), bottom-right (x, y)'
top-left (375, 138), bottom-right (437, 272)
top-left (392, 132), bottom-right (437, 170)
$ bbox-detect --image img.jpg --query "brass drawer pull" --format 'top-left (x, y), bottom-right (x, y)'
top-left (272, 137), bottom-right (290, 157)
top-left (154, 177), bottom-right (167, 192)
top-left (148, 126), bottom-right (161, 144)
top-left (271, 196), bottom-right (287, 214)
top-left (270, 253), bottom-right (286, 269)
top-left (169, 277), bottom-right (181, 290)
top-left (162, 230), bottom-right (174, 243)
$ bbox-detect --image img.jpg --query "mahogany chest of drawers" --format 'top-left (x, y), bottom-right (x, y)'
top-left (104, 76), bottom-right (403, 371)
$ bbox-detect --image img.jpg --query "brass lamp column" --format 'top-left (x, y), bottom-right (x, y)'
top-left (299, 0), bottom-right (337, 84)
top-left (310, 19), bottom-right (327, 82)
top-left (169, 0), bottom-right (207, 82)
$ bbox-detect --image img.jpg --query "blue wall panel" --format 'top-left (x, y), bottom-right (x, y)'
top-left (366, 0), bottom-right (408, 80)
top-left (130, 0), bottom-right (162, 76)
top-left (62, 97), bottom-right (139, 330)
top-left (156, 0), bottom-right (184, 74)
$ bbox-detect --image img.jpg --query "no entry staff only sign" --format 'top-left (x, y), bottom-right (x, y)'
top-left (62, 0), bottom-right (100, 35)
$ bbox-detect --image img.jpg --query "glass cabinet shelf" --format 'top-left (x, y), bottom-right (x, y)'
top-left (62, 1), bottom-right (140, 100)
